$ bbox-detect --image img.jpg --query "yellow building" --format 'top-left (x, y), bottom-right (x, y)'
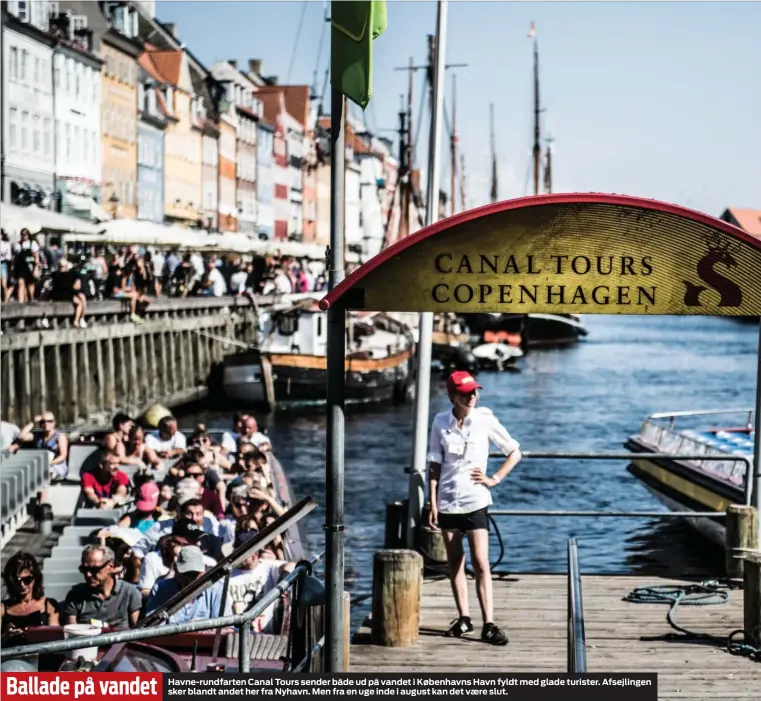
top-left (148, 49), bottom-right (203, 226)
top-left (100, 41), bottom-right (140, 219)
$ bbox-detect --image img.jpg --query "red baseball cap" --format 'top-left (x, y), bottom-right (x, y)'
top-left (446, 371), bottom-right (483, 395)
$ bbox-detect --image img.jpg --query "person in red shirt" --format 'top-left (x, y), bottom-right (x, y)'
top-left (81, 450), bottom-right (129, 509)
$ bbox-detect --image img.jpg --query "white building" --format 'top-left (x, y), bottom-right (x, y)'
top-left (50, 13), bottom-right (105, 219)
top-left (2, 2), bottom-right (57, 208)
top-left (358, 154), bottom-right (386, 258)
top-left (283, 111), bottom-right (303, 240)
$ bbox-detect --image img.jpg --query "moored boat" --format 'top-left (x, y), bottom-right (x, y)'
top-left (625, 409), bottom-right (755, 546)
top-left (460, 312), bottom-right (587, 349)
top-left (222, 299), bottom-right (414, 410)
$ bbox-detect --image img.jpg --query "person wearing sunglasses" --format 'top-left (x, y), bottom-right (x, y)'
top-left (15, 412), bottom-right (69, 480)
top-left (62, 545), bottom-right (141, 629)
top-left (427, 371), bottom-right (522, 646)
top-left (1, 552), bottom-right (59, 646)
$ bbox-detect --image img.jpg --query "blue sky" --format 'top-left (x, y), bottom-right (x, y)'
top-left (157, 1), bottom-right (760, 217)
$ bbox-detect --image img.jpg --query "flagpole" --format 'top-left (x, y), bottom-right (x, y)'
top-left (407, 0), bottom-right (448, 546)
top-left (325, 83), bottom-right (347, 672)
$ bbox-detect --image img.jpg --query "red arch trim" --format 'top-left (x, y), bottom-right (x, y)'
top-left (319, 193), bottom-right (759, 311)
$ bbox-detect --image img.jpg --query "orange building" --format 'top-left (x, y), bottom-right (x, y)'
top-left (218, 114), bottom-right (237, 232)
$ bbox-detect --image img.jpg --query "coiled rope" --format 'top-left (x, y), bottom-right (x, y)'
top-left (624, 581), bottom-right (760, 662)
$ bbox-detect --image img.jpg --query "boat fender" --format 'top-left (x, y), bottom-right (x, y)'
top-left (142, 404), bottom-right (173, 428)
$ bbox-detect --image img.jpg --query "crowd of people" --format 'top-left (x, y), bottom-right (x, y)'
top-left (1, 228), bottom-right (337, 327)
top-left (1, 410), bottom-right (298, 644)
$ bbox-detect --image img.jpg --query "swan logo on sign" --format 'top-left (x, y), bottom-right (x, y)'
top-left (682, 233), bottom-right (743, 308)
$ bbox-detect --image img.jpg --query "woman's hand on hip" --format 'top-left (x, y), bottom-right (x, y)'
top-left (471, 468), bottom-right (497, 488)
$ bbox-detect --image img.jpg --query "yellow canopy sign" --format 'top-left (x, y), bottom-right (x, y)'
top-left (320, 194), bottom-right (761, 315)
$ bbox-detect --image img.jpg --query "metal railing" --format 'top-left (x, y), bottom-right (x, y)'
top-left (1, 555), bottom-right (321, 673)
top-left (647, 408), bottom-right (755, 430)
top-left (2, 498), bottom-right (325, 673)
top-left (566, 538), bottom-right (586, 673)
top-left (487, 451), bottom-right (758, 511)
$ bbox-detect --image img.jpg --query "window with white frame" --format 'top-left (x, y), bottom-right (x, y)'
top-left (20, 50), bottom-right (27, 81)
top-left (16, 0), bottom-right (29, 22)
top-left (34, 57), bottom-right (40, 85)
top-left (43, 118), bottom-right (51, 157)
top-left (33, 115), bottom-right (40, 154)
top-left (83, 127), bottom-right (89, 162)
top-left (9, 109), bottom-right (18, 150)
top-left (72, 15), bottom-right (87, 32)
top-left (21, 111), bottom-right (29, 151)
top-left (65, 124), bottom-right (71, 160)
top-left (10, 48), bottom-right (18, 80)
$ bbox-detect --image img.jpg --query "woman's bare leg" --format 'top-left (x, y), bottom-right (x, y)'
top-left (442, 529), bottom-right (469, 619)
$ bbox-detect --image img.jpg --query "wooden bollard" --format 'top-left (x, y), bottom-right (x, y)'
top-left (725, 505), bottom-right (759, 579)
top-left (371, 549), bottom-right (423, 647)
top-left (418, 526), bottom-right (448, 565)
top-left (743, 551), bottom-right (761, 648)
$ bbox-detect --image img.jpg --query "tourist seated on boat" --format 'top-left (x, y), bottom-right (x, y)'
top-left (190, 434), bottom-right (233, 471)
top-left (101, 431), bottom-right (126, 459)
top-left (220, 413), bottom-right (248, 456)
top-left (131, 496), bottom-right (231, 561)
top-left (111, 412), bottom-right (133, 446)
top-left (62, 545), bottom-right (142, 629)
top-left (157, 483), bottom-right (174, 511)
top-left (1, 419), bottom-right (21, 453)
top-left (228, 531), bottom-right (295, 633)
top-left (233, 518), bottom-right (280, 561)
top-left (145, 545), bottom-right (231, 624)
top-left (122, 424), bottom-right (162, 470)
top-left (14, 412), bottom-right (69, 480)
top-left (137, 534), bottom-right (216, 600)
top-left (145, 416), bottom-right (186, 459)
top-left (183, 466), bottom-right (225, 519)
top-left (239, 416), bottom-right (272, 452)
top-left (103, 535), bottom-right (140, 584)
top-left (117, 482), bottom-right (162, 534)
top-left (1, 552), bottom-right (60, 647)
top-left (81, 449), bottom-right (130, 508)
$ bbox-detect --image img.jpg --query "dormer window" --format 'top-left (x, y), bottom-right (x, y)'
top-left (71, 15), bottom-right (88, 32)
top-left (16, 1), bottom-right (29, 21)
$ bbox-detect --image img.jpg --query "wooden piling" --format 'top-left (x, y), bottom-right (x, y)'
top-left (371, 549), bottom-right (423, 647)
top-left (725, 505), bottom-right (759, 579)
top-left (743, 551), bottom-right (761, 648)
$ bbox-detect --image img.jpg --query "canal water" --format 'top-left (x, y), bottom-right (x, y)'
top-left (182, 315), bottom-right (759, 620)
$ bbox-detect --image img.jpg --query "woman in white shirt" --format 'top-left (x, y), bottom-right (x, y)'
top-left (427, 371), bottom-right (521, 646)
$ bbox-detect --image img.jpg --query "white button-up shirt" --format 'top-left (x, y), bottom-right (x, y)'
top-left (427, 407), bottom-right (519, 515)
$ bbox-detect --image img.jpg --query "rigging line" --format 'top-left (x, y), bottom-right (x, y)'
top-left (522, 152), bottom-right (532, 196)
top-left (286, 0), bottom-right (309, 86)
top-left (411, 80), bottom-right (428, 167)
top-left (312, 7), bottom-right (328, 95)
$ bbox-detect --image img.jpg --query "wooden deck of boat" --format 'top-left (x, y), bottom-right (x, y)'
top-left (350, 573), bottom-right (759, 700)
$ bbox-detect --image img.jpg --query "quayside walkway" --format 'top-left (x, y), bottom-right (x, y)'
top-left (350, 574), bottom-right (758, 700)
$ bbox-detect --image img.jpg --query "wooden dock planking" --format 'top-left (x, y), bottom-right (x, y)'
top-left (350, 574), bottom-right (759, 698)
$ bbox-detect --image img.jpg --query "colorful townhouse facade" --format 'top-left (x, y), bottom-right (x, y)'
top-left (2, 2), bottom-right (56, 208)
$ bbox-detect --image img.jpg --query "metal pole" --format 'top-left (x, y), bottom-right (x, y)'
top-left (407, 0), bottom-right (449, 548)
top-left (753, 319), bottom-right (761, 544)
top-left (325, 84), bottom-right (346, 672)
top-left (238, 621), bottom-right (251, 673)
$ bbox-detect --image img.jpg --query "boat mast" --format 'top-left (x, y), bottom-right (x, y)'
top-left (544, 134), bottom-right (554, 194)
top-left (450, 73), bottom-right (457, 215)
top-left (489, 103), bottom-right (498, 203)
top-left (531, 21), bottom-right (541, 196)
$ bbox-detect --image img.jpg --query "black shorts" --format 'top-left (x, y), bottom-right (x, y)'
top-left (438, 507), bottom-right (489, 533)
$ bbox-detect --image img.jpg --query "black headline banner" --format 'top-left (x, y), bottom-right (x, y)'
top-left (163, 674), bottom-right (657, 700)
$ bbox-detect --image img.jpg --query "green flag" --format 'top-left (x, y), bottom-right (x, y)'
top-left (331, 0), bottom-right (387, 110)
